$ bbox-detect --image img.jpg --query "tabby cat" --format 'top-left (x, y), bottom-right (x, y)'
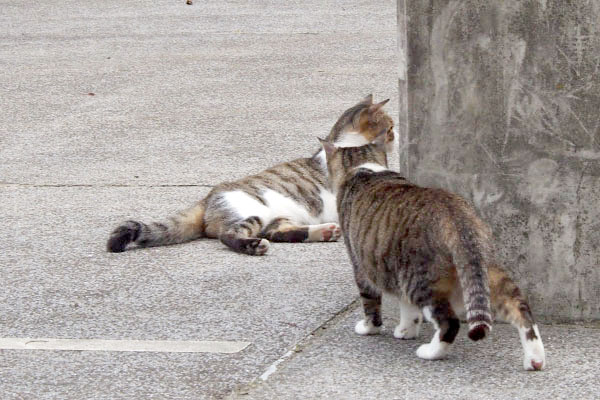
top-left (107, 95), bottom-right (395, 256)
top-left (320, 134), bottom-right (546, 371)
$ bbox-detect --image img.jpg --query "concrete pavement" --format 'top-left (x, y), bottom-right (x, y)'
top-left (1, 0), bottom-right (598, 399)
top-left (235, 309), bottom-right (600, 400)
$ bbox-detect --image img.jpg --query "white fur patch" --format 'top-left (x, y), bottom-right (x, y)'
top-left (356, 163), bottom-right (388, 172)
top-left (222, 189), bottom-right (319, 226)
top-left (318, 189), bottom-right (338, 223)
top-left (518, 325), bottom-right (546, 371)
top-left (262, 189), bottom-right (320, 225)
top-left (417, 305), bottom-right (450, 359)
top-left (334, 132), bottom-right (371, 148)
top-left (315, 149), bottom-right (327, 170)
top-left (221, 190), bottom-right (271, 221)
top-left (416, 329), bottom-right (450, 360)
top-left (394, 301), bottom-right (422, 340)
top-left (354, 319), bottom-right (381, 336)
top-left (422, 306), bottom-right (434, 326)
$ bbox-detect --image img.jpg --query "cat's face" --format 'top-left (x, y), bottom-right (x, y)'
top-left (328, 95), bottom-right (395, 151)
top-left (320, 135), bottom-right (388, 192)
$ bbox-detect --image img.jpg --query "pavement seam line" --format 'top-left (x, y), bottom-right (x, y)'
top-left (0, 182), bottom-right (214, 188)
top-left (0, 338), bottom-right (251, 354)
top-left (227, 297), bottom-right (361, 398)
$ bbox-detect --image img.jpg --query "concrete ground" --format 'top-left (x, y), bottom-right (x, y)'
top-left (1, 0), bottom-right (598, 399)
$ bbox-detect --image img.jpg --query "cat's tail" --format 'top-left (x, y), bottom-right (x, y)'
top-left (106, 202), bottom-right (206, 252)
top-left (452, 220), bottom-right (493, 341)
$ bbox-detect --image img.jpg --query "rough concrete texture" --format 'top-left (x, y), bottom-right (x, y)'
top-left (0, 0), bottom-right (398, 398)
top-left (399, 0), bottom-right (600, 321)
top-left (237, 309), bottom-right (600, 400)
top-left (0, 185), bottom-right (359, 399)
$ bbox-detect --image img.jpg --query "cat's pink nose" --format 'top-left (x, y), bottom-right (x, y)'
top-left (531, 360), bottom-right (543, 371)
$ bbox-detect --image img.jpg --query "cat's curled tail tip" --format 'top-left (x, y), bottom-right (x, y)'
top-left (106, 236), bottom-right (127, 252)
top-left (468, 323), bottom-right (491, 341)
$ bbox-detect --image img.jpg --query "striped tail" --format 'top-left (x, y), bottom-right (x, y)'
top-left (452, 224), bottom-right (493, 341)
top-left (106, 202), bottom-right (205, 252)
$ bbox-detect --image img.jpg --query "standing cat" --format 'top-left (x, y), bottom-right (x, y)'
top-left (107, 95), bottom-right (396, 256)
top-left (320, 134), bottom-right (546, 370)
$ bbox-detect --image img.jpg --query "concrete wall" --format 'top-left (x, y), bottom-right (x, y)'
top-left (398, 0), bottom-right (600, 321)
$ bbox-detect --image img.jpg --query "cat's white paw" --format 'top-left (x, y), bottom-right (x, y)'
top-left (354, 319), bottom-right (381, 336)
top-left (393, 323), bottom-right (419, 340)
top-left (520, 325), bottom-right (545, 371)
top-left (323, 224), bottom-right (342, 242)
top-left (416, 341), bottom-right (450, 360)
top-left (254, 239), bottom-right (270, 256)
top-left (309, 223), bottom-right (342, 242)
top-left (395, 301), bottom-right (422, 340)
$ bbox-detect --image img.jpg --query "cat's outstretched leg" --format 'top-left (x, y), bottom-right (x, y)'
top-left (219, 216), bottom-right (270, 256)
top-left (394, 300), bottom-right (422, 340)
top-left (489, 264), bottom-right (545, 371)
top-left (259, 218), bottom-right (341, 242)
top-left (415, 301), bottom-right (460, 360)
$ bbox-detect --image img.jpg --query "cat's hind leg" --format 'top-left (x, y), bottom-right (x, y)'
top-left (219, 216), bottom-right (270, 256)
top-left (489, 264), bottom-right (545, 371)
top-left (259, 218), bottom-right (341, 243)
top-left (415, 301), bottom-right (460, 360)
top-left (393, 299), bottom-right (422, 340)
top-left (354, 275), bottom-right (383, 336)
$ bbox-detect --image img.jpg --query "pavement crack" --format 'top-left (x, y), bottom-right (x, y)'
top-left (228, 297), bottom-right (360, 398)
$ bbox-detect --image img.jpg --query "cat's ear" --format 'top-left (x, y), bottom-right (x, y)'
top-left (318, 137), bottom-right (337, 158)
top-left (369, 98), bottom-right (390, 113)
top-left (362, 94), bottom-right (373, 104)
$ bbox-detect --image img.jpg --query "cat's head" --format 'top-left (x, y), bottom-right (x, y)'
top-left (327, 94), bottom-right (395, 152)
top-left (319, 132), bottom-right (388, 192)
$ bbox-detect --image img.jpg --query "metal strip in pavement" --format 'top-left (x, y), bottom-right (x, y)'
top-left (0, 338), bottom-right (251, 354)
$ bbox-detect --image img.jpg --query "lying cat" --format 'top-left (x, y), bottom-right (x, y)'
top-left (107, 95), bottom-right (395, 255)
top-left (320, 134), bottom-right (546, 371)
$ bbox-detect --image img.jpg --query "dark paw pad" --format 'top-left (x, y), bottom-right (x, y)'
top-left (106, 221), bottom-right (141, 252)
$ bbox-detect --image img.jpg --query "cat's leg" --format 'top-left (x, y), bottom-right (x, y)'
top-left (353, 269), bottom-right (383, 336)
top-left (219, 216), bottom-right (270, 256)
top-left (355, 286), bottom-right (383, 335)
top-left (393, 299), bottom-right (422, 340)
top-left (414, 300), bottom-right (460, 360)
top-left (259, 218), bottom-right (341, 243)
top-left (489, 264), bottom-right (545, 371)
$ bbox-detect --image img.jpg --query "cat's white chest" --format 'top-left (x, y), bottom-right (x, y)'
top-left (319, 188), bottom-right (338, 223)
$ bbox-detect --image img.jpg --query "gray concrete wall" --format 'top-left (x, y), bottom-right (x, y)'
top-left (398, 0), bottom-right (600, 321)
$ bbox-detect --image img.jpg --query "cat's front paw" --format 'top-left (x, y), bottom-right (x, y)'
top-left (354, 319), bottom-right (381, 336)
top-left (416, 341), bottom-right (450, 360)
top-left (393, 323), bottom-right (419, 340)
